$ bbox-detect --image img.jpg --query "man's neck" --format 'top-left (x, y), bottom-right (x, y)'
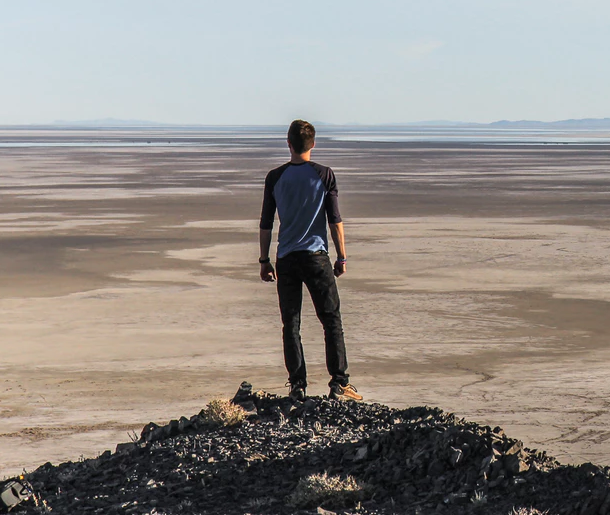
top-left (290, 150), bottom-right (312, 164)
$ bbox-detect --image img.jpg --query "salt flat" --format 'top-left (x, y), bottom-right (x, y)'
top-left (0, 128), bottom-right (609, 476)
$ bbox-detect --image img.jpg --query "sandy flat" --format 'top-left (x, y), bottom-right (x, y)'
top-left (1, 130), bottom-right (609, 476)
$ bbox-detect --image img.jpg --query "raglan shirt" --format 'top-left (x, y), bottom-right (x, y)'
top-left (259, 161), bottom-right (342, 259)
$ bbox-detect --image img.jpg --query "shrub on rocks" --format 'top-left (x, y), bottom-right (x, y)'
top-left (287, 471), bottom-right (371, 509)
top-left (200, 398), bottom-right (247, 427)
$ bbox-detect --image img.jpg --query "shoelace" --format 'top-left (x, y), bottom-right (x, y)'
top-left (344, 384), bottom-right (358, 392)
top-left (285, 381), bottom-right (303, 390)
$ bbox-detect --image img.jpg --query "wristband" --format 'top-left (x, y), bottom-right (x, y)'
top-left (337, 258), bottom-right (347, 263)
top-left (258, 257), bottom-right (271, 264)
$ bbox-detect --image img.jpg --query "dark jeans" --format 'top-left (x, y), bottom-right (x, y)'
top-left (276, 251), bottom-right (349, 388)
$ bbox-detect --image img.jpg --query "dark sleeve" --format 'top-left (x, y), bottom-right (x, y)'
top-left (260, 163), bottom-right (290, 229)
top-left (259, 172), bottom-right (276, 230)
top-left (312, 163), bottom-right (342, 224)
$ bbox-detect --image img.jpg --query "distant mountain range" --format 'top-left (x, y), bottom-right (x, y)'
top-left (380, 118), bottom-right (610, 129)
top-left (488, 118), bottom-right (610, 128)
top-left (44, 117), bottom-right (610, 129)
top-left (52, 118), bottom-right (165, 127)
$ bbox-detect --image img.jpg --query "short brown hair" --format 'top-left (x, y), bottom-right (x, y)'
top-left (287, 120), bottom-right (316, 154)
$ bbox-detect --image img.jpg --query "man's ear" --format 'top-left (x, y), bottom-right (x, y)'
top-left (287, 139), bottom-right (292, 151)
top-left (311, 141), bottom-right (316, 150)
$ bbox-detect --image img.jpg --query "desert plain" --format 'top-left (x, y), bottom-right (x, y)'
top-left (0, 126), bottom-right (609, 477)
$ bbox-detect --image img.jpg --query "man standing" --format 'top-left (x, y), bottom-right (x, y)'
top-left (259, 120), bottom-right (362, 402)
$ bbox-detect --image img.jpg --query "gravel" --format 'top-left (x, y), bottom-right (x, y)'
top-left (11, 382), bottom-right (610, 515)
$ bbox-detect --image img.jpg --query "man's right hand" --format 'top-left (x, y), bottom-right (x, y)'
top-left (260, 262), bottom-right (276, 282)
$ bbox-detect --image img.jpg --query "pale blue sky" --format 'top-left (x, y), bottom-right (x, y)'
top-left (2, 0), bottom-right (609, 125)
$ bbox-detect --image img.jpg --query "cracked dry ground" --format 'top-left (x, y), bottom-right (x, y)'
top-left (12, 383), bottom-right (610, 515)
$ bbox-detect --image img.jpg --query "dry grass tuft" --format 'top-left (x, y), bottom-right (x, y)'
top-left (471, 490), bottom-right (487, 505)
top-left (509, 508), bottom-right (549, 515)
top-left (201, 399), bottom-right (247, 427)
top-left (287, 471), bottom-right (370, 508)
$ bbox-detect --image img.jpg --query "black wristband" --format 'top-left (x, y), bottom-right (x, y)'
top-left (258, 257), bottom-right (271, 264)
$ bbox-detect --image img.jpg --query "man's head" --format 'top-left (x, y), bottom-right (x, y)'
top-left (287, 120), bottom-right (316, 154)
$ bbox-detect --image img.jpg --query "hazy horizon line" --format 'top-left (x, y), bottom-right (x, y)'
top-left (2, 117), bottom-right (610, 129)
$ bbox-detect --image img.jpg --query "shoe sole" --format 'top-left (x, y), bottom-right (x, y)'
top-left (289, 390), bottom-right (306, 402)
top-left (330, 392), bottom-right (363, 402)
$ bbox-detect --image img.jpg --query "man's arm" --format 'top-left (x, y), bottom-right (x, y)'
top-left (259, 228), bottom-right (276, 282)
top-left (329, 222), bottom-right (347, 277)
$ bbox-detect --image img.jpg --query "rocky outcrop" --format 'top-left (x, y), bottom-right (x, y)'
top-left (14, 382), bottom-right (610, 514)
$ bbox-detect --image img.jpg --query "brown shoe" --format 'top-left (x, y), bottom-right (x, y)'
top-left (329, 383), bottom-right (363, 402)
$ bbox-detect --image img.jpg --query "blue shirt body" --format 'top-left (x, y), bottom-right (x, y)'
top-left (260, 161), bottom-right (342, 259)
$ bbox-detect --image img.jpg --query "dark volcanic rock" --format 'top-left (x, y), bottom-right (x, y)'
top-left (12, 383), bottom-right (610, 514)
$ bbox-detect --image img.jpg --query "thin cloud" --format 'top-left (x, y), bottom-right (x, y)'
top-left (400, 40), bottom-right (444, 61)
